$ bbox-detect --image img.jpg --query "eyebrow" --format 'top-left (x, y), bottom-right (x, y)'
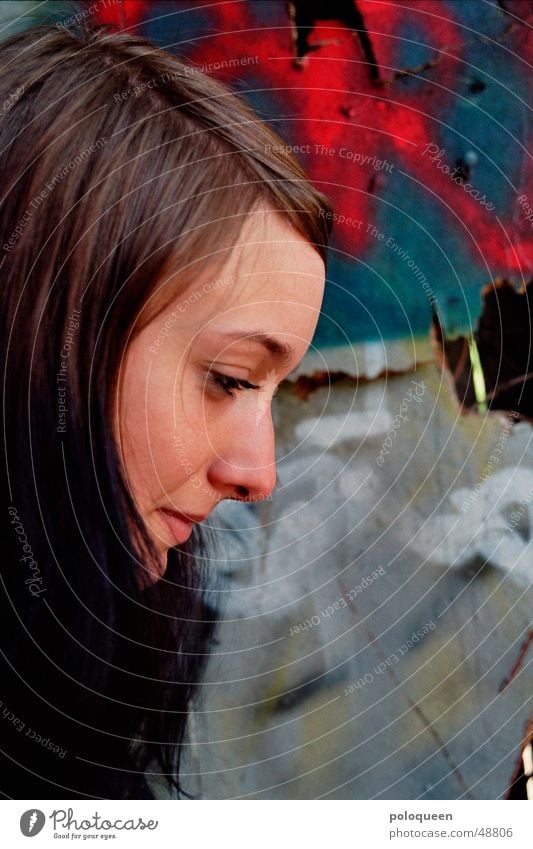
top-left (210, 330), bottom-right (295, 365)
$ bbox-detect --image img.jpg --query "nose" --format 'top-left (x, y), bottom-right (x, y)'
top-left (207, 407), bottom-right (277, 503)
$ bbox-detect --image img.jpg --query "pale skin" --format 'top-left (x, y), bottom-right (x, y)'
top-left (116, 209), bottom-right (325, 580)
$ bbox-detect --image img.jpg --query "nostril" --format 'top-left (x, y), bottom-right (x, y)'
top-left (234, 485), bottom-right (250, 500)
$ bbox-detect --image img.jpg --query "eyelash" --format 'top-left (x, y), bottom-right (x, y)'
top-left (208, 371), bottom-right (260, 398)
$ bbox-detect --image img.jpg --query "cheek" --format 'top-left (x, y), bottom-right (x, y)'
top-left (119, 351), bottom-right (215, 502)
top-left (117, 348), bottom-right (175, 498)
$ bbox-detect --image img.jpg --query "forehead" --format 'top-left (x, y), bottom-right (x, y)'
top-left (155, 210), bottom-right (325, 340)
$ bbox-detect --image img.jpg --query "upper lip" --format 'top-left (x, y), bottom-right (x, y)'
top-left (160, 508), bottom-right (209, 524)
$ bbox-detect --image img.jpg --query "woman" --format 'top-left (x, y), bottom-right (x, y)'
top-left (0, 23), bottom-right (331, 798)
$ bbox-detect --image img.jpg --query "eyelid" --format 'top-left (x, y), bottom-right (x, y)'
top-left (207, 369), bottom-right (260, 398)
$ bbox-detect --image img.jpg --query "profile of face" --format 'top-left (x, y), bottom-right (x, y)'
top-left (116, 209), bottom-right (325, 579)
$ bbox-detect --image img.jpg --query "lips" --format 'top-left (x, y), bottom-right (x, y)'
top-left (158, 508), bottom-right (205, 545)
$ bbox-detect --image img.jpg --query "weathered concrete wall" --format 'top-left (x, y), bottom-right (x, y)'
top-left (170, 360), bottom-right (532, 799)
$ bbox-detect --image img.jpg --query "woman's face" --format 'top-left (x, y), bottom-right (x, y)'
top-left (116, 210), bottom-right (325, 576)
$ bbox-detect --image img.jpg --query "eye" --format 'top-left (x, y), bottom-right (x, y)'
top-left (207, 371), bottom-right (260, 398)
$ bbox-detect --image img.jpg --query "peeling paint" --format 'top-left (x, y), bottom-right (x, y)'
top-left (435, 279), bottom-right (533, 420)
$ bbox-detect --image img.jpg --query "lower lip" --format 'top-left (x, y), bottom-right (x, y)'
top-left (159, 509), bottom-right (194, 545)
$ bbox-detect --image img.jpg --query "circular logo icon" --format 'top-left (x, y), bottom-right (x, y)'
top-left (20, 809), bottom-right (46, 837)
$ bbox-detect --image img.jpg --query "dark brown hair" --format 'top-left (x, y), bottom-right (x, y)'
top-left (0, 23), bottom-right (332, 799)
